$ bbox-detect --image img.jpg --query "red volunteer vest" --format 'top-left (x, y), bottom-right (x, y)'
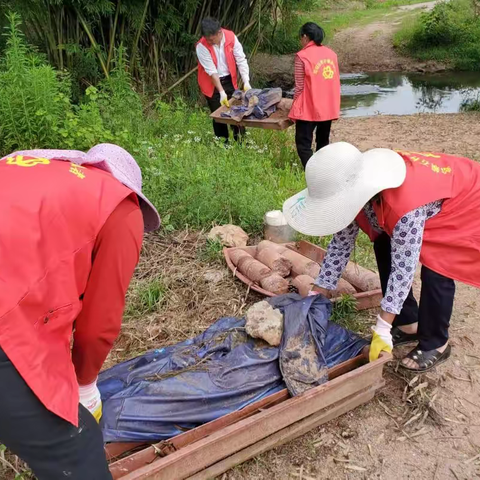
top-left (197, 28), bottom-right (238, 98)
top-left (289, 42), bottom-right (341, 122)
top-left (0, 156), bottom-right (136, 425)
top-left (356, 151), bottom-right (480, 288)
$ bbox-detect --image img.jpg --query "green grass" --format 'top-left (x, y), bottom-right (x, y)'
top-left (125, 278), bottom-right (166, 317)
top-left (393, 0), bottom-right (480, 70)
top-left (199, 239), bottom-right (225, 264)
top-left (461, 95), bottom-right (480, 112)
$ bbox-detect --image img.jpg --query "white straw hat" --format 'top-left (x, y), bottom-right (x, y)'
top-left (283, 142), bottom-right (407, 237)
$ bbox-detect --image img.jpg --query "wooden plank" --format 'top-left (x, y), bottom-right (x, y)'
top-left (110, 351), bottom-right (368, 477)
top-left (117, 353), bottom-right (391, 480)
top-left (187, 384), bottom-right (377, 480)
top-left (110, 389), bottom-right (289, 478)
top-left (210, 99), bottom-right (294, 131)
top-left (289, 240), bottom-right (327, 264)
top-left (106, 443), bottom-right (150, 462)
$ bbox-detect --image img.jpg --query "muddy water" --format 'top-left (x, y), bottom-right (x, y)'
top-left (340, 72), bottom-right (480, 117)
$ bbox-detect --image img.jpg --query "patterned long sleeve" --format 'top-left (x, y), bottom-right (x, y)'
top-left (381, 207), bottom-right (430, 314)
top-left (315, 221), bottom-right (360, 290)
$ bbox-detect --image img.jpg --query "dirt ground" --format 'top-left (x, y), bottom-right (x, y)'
top-left (218, 113), bottom-right (480, 480)
top-left (103, 113), bottom-right (480, 480)
top-left (329, 14), bottom-right (446, 74)
top-left (252, 1), bottom-right (447, 87)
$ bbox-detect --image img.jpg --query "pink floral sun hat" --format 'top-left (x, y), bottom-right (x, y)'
top-left (2, 143), bottom-right (161, 232)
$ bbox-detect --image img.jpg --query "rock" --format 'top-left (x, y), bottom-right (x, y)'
top-left (245, 300), bottom-right (283, 346)
top-left (203, 270), bottom-right (225, 284)
top-left (208, 224), bottom-right (249, 247)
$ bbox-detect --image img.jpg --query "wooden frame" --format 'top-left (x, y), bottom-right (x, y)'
top-left (223, 240), bottom-right (383, 310)
top-left (210, 99), bottom-right (294, 130)
top-left (107, 350), bottom-right (391, 480)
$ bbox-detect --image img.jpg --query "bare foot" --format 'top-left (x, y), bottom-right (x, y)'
top-left (401, 342), bottom-right (448, 369)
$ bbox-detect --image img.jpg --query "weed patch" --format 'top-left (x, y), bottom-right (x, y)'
top-left (394, 0), bottom-right (480, 70)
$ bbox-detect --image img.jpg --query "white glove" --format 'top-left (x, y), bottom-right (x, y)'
top-left (79, 380), bottom-right (102, 423)
top-left (243, 83), bottom-right (252, 92)
top-left (369, 315), bottom-right (393, 361)
top-left (219, 90), bottom-right (230, 108)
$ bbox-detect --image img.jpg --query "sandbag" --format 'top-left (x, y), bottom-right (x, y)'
top-left (343, 262), bottom-right (381, 292)
top-left (256, 248), bottom-right (291, 277)
top-left (260, 273), bottom-right (289, 295)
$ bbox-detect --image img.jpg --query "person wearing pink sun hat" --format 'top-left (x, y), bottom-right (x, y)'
top-left (0, 144), bottom-right (160, 479)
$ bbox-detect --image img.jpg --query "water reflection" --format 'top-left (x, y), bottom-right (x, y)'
top-left (340, 72), bottom-right (480, 117)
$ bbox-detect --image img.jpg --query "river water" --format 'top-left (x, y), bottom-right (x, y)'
top-left (340, 71), bottom-right (480, 117)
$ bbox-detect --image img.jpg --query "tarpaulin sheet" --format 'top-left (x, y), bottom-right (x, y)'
top-left (220, 88), bottom-right (282, 122)
top-left (99, 294), bottom-right (367, 443)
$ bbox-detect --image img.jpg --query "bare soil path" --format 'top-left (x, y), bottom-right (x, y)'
top-left (329, 3), bottom-right (446, 73)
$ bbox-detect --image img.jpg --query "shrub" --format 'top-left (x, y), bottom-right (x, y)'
top-left (0, 13), bottom-right (71, 152)
top-left (394, 0), bottom-right (480, 70)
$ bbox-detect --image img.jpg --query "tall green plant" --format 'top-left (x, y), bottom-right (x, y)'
top-left (1, 0), bottom-right (289, 95)
top-left (0, 13), bottom-right (70, 152)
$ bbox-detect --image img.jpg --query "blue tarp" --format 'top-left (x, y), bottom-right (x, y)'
top-left (98, 294), bottom-right (367, 443)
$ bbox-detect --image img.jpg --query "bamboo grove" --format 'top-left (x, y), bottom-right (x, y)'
top-left (0, 0), bottom-right (293, 94)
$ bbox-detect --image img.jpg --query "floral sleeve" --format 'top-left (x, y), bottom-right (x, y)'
top-left (381, 207), bottom-right (428, 314)
top-left (315, 221), bottom-right (359, 290)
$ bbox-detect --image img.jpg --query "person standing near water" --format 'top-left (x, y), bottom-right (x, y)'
top-left (289, 23), bottom-right (341, 168)
top-left (196, 17), bottom-right (252, 142)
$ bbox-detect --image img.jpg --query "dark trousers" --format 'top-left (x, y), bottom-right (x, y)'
top-left (295, 119), bottom-right (332, 169)
top-left (374, 233), bottom-right (455, 351)
top-left (0, 348), bottom-right (112, 480)
top-left (205, 75), bottom-right (245, 142)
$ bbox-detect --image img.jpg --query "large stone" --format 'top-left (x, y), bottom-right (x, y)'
top-left (245, 301), bottom-right (283, 347)
top-left (208, 224), bottom-right (249, 247)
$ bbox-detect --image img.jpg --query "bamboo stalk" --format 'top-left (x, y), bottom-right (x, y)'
top-left (76, 8), bottom-right (109, 78)
top-left (107, 0), bottom-right (121, 72)
top-left (130, 0), bottom-right (150, 76)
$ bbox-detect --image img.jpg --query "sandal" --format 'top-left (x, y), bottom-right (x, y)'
top-left (392, 327), bottom-right (418, 347)
top-left (400, 344), bottom-right (452, 373)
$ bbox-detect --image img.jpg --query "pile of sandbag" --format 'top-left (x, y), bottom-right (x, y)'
top-left (230, 240), bottom-right (380, 297)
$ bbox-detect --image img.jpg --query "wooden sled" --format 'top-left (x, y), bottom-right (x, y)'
top-left (106, 349), bottom-right (391, 479)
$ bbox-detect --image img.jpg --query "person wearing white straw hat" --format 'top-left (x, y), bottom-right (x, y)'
top-left (0, 144), bottom-right (160, 479)
top-left (283, 142), bottom-right (480, 372)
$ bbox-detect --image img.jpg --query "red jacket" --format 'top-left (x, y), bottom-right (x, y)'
top-left (356, 151), bottom-right (480, 288)
top-left (197, 28), bottom-right (238, 98)
top-left (289, 42), bottom-right (341, 122)
top-left (0, 156), bottom-right (137, 425)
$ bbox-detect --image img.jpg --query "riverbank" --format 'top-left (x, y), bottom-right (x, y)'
top-left (252, 0), bottom-right (448, 88)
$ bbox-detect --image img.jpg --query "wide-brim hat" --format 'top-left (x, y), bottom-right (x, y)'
top-left (2, 144), bottom-right (161, 232)
top-left (283, 142), bottom-right (406, 237)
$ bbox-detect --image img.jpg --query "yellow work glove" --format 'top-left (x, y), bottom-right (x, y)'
top-left (219, 90), bottom-right (230, 108)
top-left (79, 381), bottom-right (103, 423)
top-left (243, 83), bottom-right (252, 92)
top-left (369, 315), bottom-right (393, 362)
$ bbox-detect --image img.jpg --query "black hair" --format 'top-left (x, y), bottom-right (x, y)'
top-left (201, 17), bottom-right (221, 37)
top-left (300, 22), bottom-right (325, 46)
